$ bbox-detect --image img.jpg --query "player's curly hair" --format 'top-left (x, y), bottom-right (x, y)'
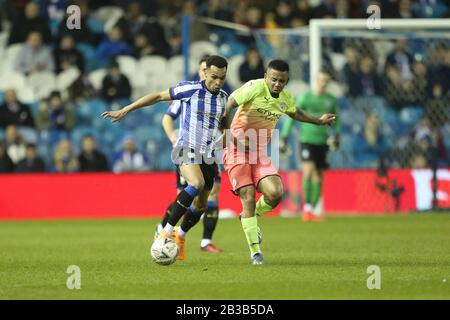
top-left (268, 59), bottom-right (289, 73)
top-left (206, 55), bottom-right (228, 69)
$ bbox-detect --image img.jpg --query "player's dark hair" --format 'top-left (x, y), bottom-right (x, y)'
top-left (267, 59), bottom-right (289, 73)
top-left (199, 54), bottom-right (210, 65)
top-left (206, 55), bottom-right (228, 69)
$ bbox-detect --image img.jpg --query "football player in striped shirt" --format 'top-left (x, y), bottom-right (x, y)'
top-left (157, 55), bottom-right (223, 254)
top-left (102, 55), bottom-right (229, 260)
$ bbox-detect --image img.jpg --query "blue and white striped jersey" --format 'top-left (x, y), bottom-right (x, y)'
top-left (169, 80), bottom-right (228, 158)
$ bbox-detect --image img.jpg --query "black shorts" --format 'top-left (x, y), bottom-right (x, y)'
top-left (300, 143), bottom-right (329, 169)
top-left (175, 163), bottom-right (220, 191)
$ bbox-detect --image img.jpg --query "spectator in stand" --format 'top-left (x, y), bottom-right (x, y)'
top-left (385, 38), bottom-right (414, 81)
top-left (112, 135), bottom-right (149, 173)
top-left (53, 138), bottom-right (79, 173)
top-left (238, 47), bottom-right (265, 83)
top-left (341, 46), bottom-right (360, 92)
top-left (68, 72), bottom-right (97, 103)
top-left (0, 89), bottom-right (34, 129)
top-left (53, 34), bottom-right (85, 74)
top-left (347, 56), bottom-right (383, 97)
top-left (8, 1), bottom-right (52, 45)
top-left (312, 0), bottom-right (337, 18)
top-left (116, 1), bottom-right (170, 57)
top-left (236, 6), bottom-right (264, 45)
top-left (78, 135), bottom-right (109, 172)
top-left (198, 0), bottom-right (233, 22)
top-left (353, 113), bottom-right (389, 168)
top-left (410, 116), bottom-right (448, 167)
top-left (96, 26), bottom-right (133, 62)
top-left (275, 1), bottom-right (294, 28)
top-left (426, 83), bottom-right (449, 128)
top-left (0, 141), bottom-right (14, 173)
top-left (4, 125), bottom-right (27, 165)
top-left (35, 91), bottom-right (76, 132)
top-left (292, 0), bottom-right (313, 25)
top-left (14, 31), bottom-right (55, 75)
top-left (15, 143), bottom-right (46, 173)
top-left (101, 59), bottom-right (132, 104)
top-left (430, 47), bottom-right (450, 96)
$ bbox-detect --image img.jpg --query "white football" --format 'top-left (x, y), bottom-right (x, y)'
top-left (150, 237), bottom-right (179, 265)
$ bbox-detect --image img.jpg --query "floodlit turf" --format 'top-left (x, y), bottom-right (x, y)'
top-left (0, 214), bottom-right (449, 300)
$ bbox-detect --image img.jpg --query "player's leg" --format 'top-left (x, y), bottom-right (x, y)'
top-left (157, 166), bottom-right (185, 234)
top-left (201, 179), bottom-right (223, 253)
top-left (161, 163), bottom-right (205, 237)
top-left (175, 163), bottom-right (215, 260)
top-left (301, 160), bottom-right (317, 220)
top-left (309, 145), bottom-right (328, 220)
top-left (256, 175), bottom-right (284, 216)
top-left (237, 184), bottom-right (263, 264)
top-left (254, 154), bottom-right (282, 217)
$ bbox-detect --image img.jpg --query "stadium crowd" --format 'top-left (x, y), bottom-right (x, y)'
top-left (0, 0), bottom-right (449, 173)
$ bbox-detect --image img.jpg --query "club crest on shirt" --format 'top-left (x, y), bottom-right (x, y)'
top-left (279, 102), bottom-right (286, 111)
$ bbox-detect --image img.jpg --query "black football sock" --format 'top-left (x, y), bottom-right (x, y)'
top-left (167, 185), bottom-right (199, 227)
top-left (180, 207), bottom-right (203, 233)
top-left (160, 203), bottom-right (173, 228)
top-left (202, 201), bottom-right (219, 240)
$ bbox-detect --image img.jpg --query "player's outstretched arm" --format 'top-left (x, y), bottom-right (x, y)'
top-left (288, 108), bottom-right (336, 126)
top-left (221, 96), bottom-right (238, 131)
top-left (162, 114), bottom-right (177, 145)
top-left (101, 89), bottom-right (172, 122)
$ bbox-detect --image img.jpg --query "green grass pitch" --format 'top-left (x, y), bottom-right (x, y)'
top-left (1, 214), bottom-right (449, 299)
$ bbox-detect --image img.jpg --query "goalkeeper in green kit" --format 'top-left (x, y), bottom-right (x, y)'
top-left (281, 71), bottom-right (340, 221)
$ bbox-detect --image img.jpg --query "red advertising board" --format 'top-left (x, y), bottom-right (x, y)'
top-left (0, 169), bottom-right (448, 220)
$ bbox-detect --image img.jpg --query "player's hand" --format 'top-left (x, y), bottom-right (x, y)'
top-left (101, 108), bottom-right (128, 123)
top-left (318, 114), bottom-right (336, 126)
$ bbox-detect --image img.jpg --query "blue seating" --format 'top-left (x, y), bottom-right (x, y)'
top-left (77, 43), bottom-right (99, 71)
top-left (18, 126), bottom-right (39, 144)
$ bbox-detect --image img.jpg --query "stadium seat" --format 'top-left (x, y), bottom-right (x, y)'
top-left (56, 67), bottom-right (80, 91)
top-left (5, 43), bottom-right (24, 63)
top-left (399, 107), bottom-right (424, 126)
top-left (71, 126), bottom-right (99, 150)
top-left (190, 41), bottom-right (218, 65)
top-left (77, 43), bottom-right (98, 71)
top-left (27, 71), bottom-right (57, 100)
top-left (88, 69), bottom-right (107, 91)
top-left (0, 71), bottom-right (27, 91)
top-left (139, 55), bottom-right (167, 75)
top-left (117, 55), bottom-right (137, 78)
top-left (330, 53), bottom-right (347, 73)
top-left (16, 86), bottom-right (36, 104)
top-left (226, 54), bottom-right (245, 90)
top-left (18, 126), bottom-right (39, 144)
top-left (0, 90), bottom-right (4, 104)
top-left (167, 55), bottom-right (197, 82)
top-left (0, 127), bottom-right (4, 141)
top-left (94, 6), bottom-right (124, 24)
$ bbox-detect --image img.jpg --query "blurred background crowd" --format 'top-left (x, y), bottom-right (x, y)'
top-left (0, 0), bottom-right (449, 173)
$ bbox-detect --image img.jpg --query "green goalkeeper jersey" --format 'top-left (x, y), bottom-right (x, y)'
top-left (281, 91), bottom-right (340, 145)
